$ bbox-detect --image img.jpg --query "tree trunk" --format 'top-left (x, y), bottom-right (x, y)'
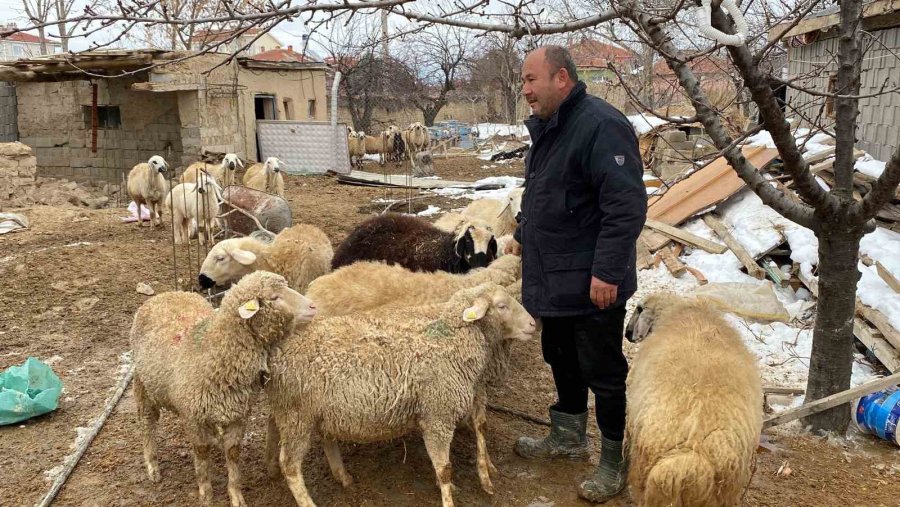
top-left (422, 106), bottom-right (439, 127)
top-left (804, 224), bottom-right (862, 432)
top-left (55, 0), bottom-right (68, 52)
top-left (38, 27), bottom-right (47, 55)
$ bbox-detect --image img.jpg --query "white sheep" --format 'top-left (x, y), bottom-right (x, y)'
top-left (131, 271), bottom-right (318, 507)
top-left (459, 187), bottom-right (524, 237)
top-left (243, 157), bottom-right (285, 197)
top-left (126, 155), bottom-right (169, 228)
top-left (405, 122), bottom-right (430, 160)
top-left (266, 282), bottom-right (536, 507)
top-left (181, 154), bottom-right (243, 188)
top-left (347, 131), bottom-right (366, 168)
top-left (624, 292), bottom-right (763, 507)
top-left (364, 133), bottom-right (388, 165)
top-left (165, 171), bottom-right (222, 245)
top-left (198, 223), bottom-right (333, 293)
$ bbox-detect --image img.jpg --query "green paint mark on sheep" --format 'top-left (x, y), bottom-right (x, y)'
top-left (191, 317), bottom-right (212, 344)
top-left (424, 320), bottom-right (452, 340)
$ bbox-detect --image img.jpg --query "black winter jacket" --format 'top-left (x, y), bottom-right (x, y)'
top-left (513, 82), bottom-right (647, 317)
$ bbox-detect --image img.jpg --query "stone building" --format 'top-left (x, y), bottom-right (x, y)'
top-left (0, 49), bottom-right (328, 182)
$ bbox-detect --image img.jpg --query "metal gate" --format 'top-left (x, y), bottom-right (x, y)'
top-left (256, 120), bottom-right (352, 175)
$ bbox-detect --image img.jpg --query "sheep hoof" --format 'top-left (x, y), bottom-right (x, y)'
top-left (146, 464), bottom-right (161, 483)
top-left (267, 463), bottom-right (281, 480)
top-left (479, 478), bottom-right (494, 496)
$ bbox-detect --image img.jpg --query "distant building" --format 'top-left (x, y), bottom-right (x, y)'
top-left (189, 28), bottom-right (284, 57)
top-left (567, 38), bottom-right (635, 83)
top-left (0, 23), bottom-right (62, 61)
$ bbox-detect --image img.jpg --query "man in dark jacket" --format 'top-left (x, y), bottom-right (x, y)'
top-left (506, 46), bottom-right (646, 503)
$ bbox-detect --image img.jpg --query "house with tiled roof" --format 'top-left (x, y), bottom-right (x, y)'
top-left (567, 37), bottom-right (635, 83)
top-left (0, 23), bottom-right (62, 61)
top-left (189, 27), bottom-right (284, 56)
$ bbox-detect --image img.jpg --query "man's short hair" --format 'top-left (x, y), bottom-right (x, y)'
top-left (544, 45), bottom-right (579, 83)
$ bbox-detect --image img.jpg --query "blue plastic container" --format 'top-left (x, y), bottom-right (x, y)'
top-left (851, 386), bottom-right (900, 446)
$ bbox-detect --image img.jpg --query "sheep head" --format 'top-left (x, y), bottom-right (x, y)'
top-left (625, 291), bottom-right (684, 343)
top-left (458, 282), bottom-right (536, 341)
top-left (222, 153), bottom-right (242, 171)
top-left (198, 238), bottom-right (260, 289)
top-left (454, 225), bottom-right (497, 269)
top-left (148, 155), bottom-right (168, 173)
top-left (222, 271), bottom-right (317, 339)
top-left (264, 157), bottom-right (282, 174)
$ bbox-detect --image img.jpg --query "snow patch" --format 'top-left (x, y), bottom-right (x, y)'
top-left (626, 113), bottom-right (671, 135)
top-left (855, 154), bottom-right (887, 178)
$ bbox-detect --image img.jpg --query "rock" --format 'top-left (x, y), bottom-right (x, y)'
top-left (63, 181), bottom-right (78, 191)
top-left (51, 281), bottom-right (69, 292)
top-left (74, 296), bottom-right (100, 312)
top-left (528, 497), bottom-right (554, 507)
top-left (85, 196), bottom-right (109, 209)
top-left (136, 283), bottom-right (155, 296)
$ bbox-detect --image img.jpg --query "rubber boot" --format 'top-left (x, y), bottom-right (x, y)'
top-left (577, 436), bottom-right (627, 503)
top-left (514, 408), bottom-right (589, 460)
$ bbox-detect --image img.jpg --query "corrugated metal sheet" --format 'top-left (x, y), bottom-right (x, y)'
top-left (256, 120), bottom-right (352, 175)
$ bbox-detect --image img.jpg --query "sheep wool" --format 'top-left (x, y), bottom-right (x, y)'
top-left (626, 293), bottom-right (763, 507)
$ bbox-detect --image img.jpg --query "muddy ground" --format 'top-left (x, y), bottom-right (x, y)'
top-left (1, 156), bottom-right (897, 507)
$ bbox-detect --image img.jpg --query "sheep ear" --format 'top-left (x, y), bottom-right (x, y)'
top-left (238, 298), bottom-right (260, 320)
top-left (231, 249), bottom-right (257, 266)
top-left (237, 158), bottom-right (245, 168)
top-left (462, 298), bottom-right (490, 322)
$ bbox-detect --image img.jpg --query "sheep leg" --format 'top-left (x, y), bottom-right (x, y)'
top-left (264, 416), bottom-right (281, 479)
top-left (322, 437), bottom-right (353, 487)
top-left (134, 379), bottom-right (161, 482)
top-left (470, 398), bottom-right (496, 495)
top-left (223, 422), bottom-right (248, 507)
top-left (278, 422), bottom-right (316, 507)
top-left (420, 422), bottom-right (456, 507)
top-left (190, 433), bottom-right (215, 506)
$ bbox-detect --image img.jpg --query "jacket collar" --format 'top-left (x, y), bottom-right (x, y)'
top-left (525, 81), bottom-right (587, 143)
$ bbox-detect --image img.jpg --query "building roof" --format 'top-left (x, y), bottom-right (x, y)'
top-left (250, 47), bottom-right (314, 63)
top-left (568, 38), bottom-right (634, 69)
top-left (769, 0), bottom-right (900, 42)
top-left (0, 31), bottom-right (57, 45)
top-left (190, 27), bottom-right (282, 46)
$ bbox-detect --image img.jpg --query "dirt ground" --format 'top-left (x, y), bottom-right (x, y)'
top-left (1, 157), bottom-right (898, 507)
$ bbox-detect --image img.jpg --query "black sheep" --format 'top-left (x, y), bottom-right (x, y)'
top-left (332, 213), bottom-right (497, 273)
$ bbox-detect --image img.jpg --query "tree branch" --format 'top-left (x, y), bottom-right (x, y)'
top-left (855, 145), bottom-right (900, 222)
top-left (627, 7), bottom-right (819, 231)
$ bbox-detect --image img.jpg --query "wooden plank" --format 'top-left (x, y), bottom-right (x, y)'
top-left (644, 219), bottom-right (727, 254)
top-left (659, 247), bottom-right (686, 277)
top-left (875, 261), bottom-right (900, 293)
top-left (857, 303), bottom-right (900, 351)
top-left (763, 371), bottom-right (900, 429)
top-left (338, 170), bottom-right (478, 189)
top-left (636, 236), bottom-right (654, 270)
top-left (703, 214), bottom-right (767, 280)
top-left (642, 230), bottom-right (672, 252)
top-left (853, 319), bottom-right (900, 373)
top-left (763, 386), bottom-right (805, 395)
top-left (803, 146), bottom-right (836, 165)
top-left (685, 266), bottom-right (708, 285)
top-left (647, 145), bottom-right (779, 227)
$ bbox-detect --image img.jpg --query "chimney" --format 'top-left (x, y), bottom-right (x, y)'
top-left (288, 45), bottom-right (293, 52)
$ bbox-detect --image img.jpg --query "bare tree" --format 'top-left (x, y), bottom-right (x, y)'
top-left (398, 25), bottom-right (474, 126)
top-left (20, 0), bottom-right (52, 54)
top-left (470, 34), bottom-right (524, 124)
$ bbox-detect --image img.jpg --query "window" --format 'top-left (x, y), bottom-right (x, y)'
top-left (12, 45), bottom-right (24, 57)
top-left (283, 98), bottom-right (294, 120)
top-left (82, 105), bottom-right (122, 129)
top-left (825, 74), bottom-right (837, 119)
top-left (307, 99), bottom-right (316, 119)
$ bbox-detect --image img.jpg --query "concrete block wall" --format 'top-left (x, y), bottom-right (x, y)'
top-left (15, 76), bottom-right (184, 182)
top-left (0, 82), bottom-right (17, 142)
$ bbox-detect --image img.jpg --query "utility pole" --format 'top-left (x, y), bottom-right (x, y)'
top-left (381, 10), bottom-right (389, 58)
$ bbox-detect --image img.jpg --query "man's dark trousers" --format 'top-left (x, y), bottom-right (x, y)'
top-left (540, 301), bottom-right (628, 441)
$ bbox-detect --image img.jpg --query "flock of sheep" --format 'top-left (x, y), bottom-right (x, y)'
top-left (121, 151), bottom-right (764, 507)
top-left (347, 122), bottom-right (433, 176)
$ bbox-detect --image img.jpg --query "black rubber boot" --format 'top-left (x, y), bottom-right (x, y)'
top-left (514, 408), bottom-right (589, 460)
top-left (577, 436), bottom-right (627, 503)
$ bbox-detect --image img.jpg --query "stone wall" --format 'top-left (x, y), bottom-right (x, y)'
top-left (0, 82), bottom-right (16, 142)
top-left (15, 75), bottom-right (184, 182)
top-left (0, 142), bottom-right (36, 207)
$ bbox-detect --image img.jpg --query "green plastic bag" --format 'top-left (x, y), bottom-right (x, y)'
top-left (0, 357), bottom-right (62, 425)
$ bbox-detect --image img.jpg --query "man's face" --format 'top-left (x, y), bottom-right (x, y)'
top-left (522, 49), bottom-right (568, 120)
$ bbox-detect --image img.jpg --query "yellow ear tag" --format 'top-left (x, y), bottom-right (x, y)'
top-left (463, 308), bottom-right (478, 322)
top-left (239, 299), bottom-right (259, 320)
